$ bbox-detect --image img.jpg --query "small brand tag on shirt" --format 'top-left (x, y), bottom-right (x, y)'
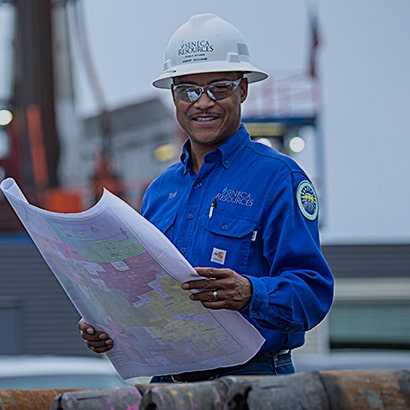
top-left (211, 247), bottom-right (227, 265)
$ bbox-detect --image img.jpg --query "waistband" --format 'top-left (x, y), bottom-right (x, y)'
top-left (171, 349), bottom-right (291, 383)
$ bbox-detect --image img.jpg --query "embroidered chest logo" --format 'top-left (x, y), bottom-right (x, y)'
top-left (215, 187), bottom-right (254, 207)
top-left (296, 180), bottom-right (319, 221)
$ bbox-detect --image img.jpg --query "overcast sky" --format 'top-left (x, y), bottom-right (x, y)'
top-left (2, 0), bottom-right (410, 244)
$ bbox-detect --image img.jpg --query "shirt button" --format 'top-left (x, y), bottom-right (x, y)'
top-left (194, 182), bottom-right (203, 189)
top-left (187, 213), bottom-right (194, 220)
top-left (221, 224), bottom-right (228, 230)
top-left (181, 247), bottom-right (187, 253)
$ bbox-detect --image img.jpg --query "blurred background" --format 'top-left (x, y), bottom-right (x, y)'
top-left (0, 0), bottom-right (409, 376)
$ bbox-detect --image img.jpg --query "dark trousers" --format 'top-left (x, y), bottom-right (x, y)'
top-left (150, 350), bottom-right (294, 383)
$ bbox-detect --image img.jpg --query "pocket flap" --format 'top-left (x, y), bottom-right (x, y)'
top-left (206, 214), bottom-right (256, 238)
top-left (151, 214), bottom-right (175, 234)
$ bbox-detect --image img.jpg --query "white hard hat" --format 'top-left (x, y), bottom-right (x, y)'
top-left (152, 13), bottom-right (269, 89)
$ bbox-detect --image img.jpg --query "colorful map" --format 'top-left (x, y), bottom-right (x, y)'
top-left (1, 178), bottom-right (265, 378)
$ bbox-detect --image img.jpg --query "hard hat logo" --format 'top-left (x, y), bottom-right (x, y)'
top-left (178, 40), bottom-right (214, 56)
top-left (152, 13), bottom-right (268, 89)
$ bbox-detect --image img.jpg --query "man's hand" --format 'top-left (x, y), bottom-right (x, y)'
top-left (182, 267), bottom-right (252, 310)
top-left (78, 318), bottom-right (114, 353)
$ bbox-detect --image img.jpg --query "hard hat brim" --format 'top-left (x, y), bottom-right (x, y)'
top-left (152, 61), bottom-right (269, 89)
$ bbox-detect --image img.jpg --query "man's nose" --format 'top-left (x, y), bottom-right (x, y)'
top-left (193, 90), bottom-right (215, 107)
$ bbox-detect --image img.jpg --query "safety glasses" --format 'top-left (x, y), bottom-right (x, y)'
top-left (173, 78), bottom-right (242, 103)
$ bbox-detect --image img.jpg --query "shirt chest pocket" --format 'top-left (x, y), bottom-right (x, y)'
top-left (204, 214), bottom-right (257, 272)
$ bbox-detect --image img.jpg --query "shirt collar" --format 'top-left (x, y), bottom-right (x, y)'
top-left (180, 140), bottom-right (191, 174)
top-left (180, 124), bottom-right (250, 174)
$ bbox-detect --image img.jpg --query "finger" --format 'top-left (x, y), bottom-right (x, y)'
top-left (182, 277), bottom-right (215, 291)
top-left (88, 341), bottom-right (114, 353)
top-left (90, 346), bottom-right (111, 353)
top-left (195, 267), bottom-right (221, 278)
top-left (201, 300), bottom-right (224, 310)
top-left (201, 290), bottom-right (225, 309)
top-left (189, 289), bottom-right (220, 302)
top-left (78, 321), bottom-right (110, 342)
top-left (84, 336), bottom-right (114, 351)
top-left (77, 318), bottom-right (93, 333)
top-left (80, 330), bottom-right (109, 342)
top-left (84, 338), bottom-right (111, 348)
top-left (195, 267), bottom-right (232, 279)
top-left (194, 267), bottom-right (214, 277)
top-left (78, 319), bottom-right (99, 338)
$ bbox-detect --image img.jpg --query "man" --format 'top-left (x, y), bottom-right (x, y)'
top-left (79, 13), bottom-right (334, 382)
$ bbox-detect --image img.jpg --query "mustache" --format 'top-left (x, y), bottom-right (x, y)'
top-left (189, 111), bottom-right (221, 118)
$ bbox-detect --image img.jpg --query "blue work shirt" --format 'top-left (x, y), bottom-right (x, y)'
top-left (141, 124), bottom-right (334, 354)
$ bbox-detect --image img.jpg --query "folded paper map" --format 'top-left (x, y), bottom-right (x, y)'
top-left (0, 177), bottom-right (264, 379)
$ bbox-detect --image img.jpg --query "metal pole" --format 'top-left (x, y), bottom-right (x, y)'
top-left (13, 0), bottom-right (60, 199)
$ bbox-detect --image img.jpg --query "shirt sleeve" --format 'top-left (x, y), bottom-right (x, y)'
top-left (244, 171), bottom-right (334, 333)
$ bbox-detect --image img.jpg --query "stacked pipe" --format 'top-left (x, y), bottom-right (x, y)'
top-left (0, 370), bottom-right (408, 409)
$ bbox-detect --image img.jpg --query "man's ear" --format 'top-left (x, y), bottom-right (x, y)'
top-left (240, 77), bottom-right (249, 103)
top-left (171, 85), bottom-right (177, 103)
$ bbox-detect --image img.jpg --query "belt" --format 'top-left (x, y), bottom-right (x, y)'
top-left (170, 349), bottom-right (291, 383)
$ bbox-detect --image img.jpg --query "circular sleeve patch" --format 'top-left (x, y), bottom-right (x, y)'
top-left (296, 180), bottom-right (319, 221)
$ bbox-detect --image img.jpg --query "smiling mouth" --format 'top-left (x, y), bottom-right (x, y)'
top-left (195, 117), bottom-right (216, 122)
top-left (192, 113), bottom-right (220, 122)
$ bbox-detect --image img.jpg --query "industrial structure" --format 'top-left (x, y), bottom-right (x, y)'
top-left (0, 0), bottom-right (325, 225)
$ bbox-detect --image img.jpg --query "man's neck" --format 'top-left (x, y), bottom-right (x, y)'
top-left (189, 146), bottom-right (206, 174)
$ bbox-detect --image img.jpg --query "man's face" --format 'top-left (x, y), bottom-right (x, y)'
top-left (171, 72), bottom-right (248, 151)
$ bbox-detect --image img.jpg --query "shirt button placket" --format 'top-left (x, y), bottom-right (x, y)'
top-left (181, 179), bottom-right (204, 259)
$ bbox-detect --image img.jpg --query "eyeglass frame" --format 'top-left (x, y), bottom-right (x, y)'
top-left (172, 77), bottom-right (244, 103)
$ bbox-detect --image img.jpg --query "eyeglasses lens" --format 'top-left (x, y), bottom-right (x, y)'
top-left (174, 79), bottom-right (241, 103)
